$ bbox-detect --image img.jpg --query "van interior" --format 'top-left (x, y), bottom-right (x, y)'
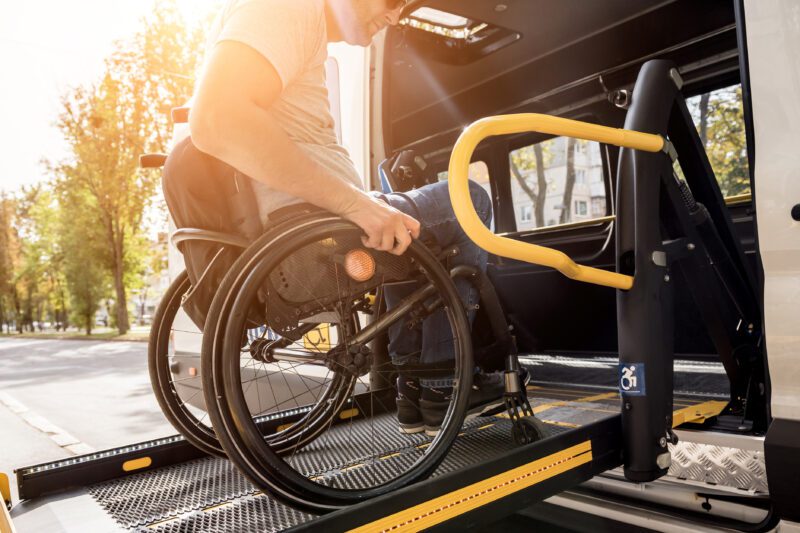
top-left (379, 0), bottom-right (767, 434)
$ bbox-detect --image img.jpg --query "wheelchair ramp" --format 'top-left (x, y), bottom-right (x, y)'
top-left (86, 415), bottom-right (573, 532)
top-left (12, 382), bottom-right (730, 533)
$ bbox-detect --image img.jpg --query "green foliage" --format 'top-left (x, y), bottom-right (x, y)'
top-left (4, 0), bottom-right (210, 335)
top-left (57, 188), bottom-right (110, 335)
top-left (688, 86), bottom-right (751, 198)
top-left (51, 0), bottom-right (206, 334)
top-left (0, 194), bottom-right (21, 332)
top-left (15, 187), bottom-right (70, 331)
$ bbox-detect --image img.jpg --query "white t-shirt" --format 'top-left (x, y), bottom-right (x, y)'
top-left (202, 0), bottom-right (363, 219)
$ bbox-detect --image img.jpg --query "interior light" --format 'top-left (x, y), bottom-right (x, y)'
top-left (409, 7), bottom-right (470, 28)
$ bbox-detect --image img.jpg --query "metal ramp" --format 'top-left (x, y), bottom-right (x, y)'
top-left (11, 381), bottom-right (730, 533)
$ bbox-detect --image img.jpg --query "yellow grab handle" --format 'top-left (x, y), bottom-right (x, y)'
top-left (448, 114), bottom-right (666, 290)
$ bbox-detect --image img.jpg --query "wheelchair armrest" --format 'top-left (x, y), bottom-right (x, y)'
top-left (171, 228), bottom-right (249, 249)
top-left (172, 107), bottom-right (190, 124)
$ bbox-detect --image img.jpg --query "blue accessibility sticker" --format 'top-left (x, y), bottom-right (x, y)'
top-left (619, 363), bottom-right (646, 396)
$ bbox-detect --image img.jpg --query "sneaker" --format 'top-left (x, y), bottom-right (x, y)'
top-left (395, 376), bottom-right (424, 434)
top-left (420, 371), bottom-right (507, 437)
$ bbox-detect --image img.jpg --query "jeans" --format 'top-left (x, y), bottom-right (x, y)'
top-left (375, 180), bottom-right (493, 388)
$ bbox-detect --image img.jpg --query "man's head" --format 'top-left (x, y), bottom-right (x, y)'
top-left (325, 0), bottom-right (408, 46)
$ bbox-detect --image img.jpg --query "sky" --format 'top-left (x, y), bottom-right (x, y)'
top-left (0, 0), bottom-right (220, 193)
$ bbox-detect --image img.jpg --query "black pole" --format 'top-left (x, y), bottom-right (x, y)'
top-left (616, 60), bottom-right (680, 482)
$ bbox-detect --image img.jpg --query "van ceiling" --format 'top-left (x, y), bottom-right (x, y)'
top-left (385, 0), bottom-right (738, 153)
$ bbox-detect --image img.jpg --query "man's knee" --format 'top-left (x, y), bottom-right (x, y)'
top-left (467, 181), bottom-right (492, 227)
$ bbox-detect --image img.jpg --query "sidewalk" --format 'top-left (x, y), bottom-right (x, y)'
top-left (0, 326), bottom-right (150, 342)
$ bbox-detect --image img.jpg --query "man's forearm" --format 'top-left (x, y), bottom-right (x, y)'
top-left (191, 103), bottom-right (364, 215)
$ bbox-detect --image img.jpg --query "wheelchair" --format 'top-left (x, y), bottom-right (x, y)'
top-left (143, 125), bottom-right (547, 513)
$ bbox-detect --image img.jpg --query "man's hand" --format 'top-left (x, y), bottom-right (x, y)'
top-left (337, 193), bottom-right (420, 256)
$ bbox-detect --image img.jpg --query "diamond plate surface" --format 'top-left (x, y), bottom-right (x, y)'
top-left (668, 440), bottom-right (767, 493)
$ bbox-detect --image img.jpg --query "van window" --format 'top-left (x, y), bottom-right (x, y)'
top-left (438, 161), bottom-right (493, 230)
top-left (685, 85), bottom-right (750, 198)
top-left (509, 138), bottom-right (606, 231)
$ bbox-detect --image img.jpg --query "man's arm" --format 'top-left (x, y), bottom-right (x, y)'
top-left (190, 41), bottom-right (419, 254)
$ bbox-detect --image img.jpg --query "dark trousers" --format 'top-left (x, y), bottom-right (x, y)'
top-left (162, 137), bottom-right (263, 328)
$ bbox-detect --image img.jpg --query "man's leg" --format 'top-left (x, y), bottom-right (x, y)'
top-left (380, 181), bottom-right (497, 434)
top-left (381, 180), bottom-right (492, 364)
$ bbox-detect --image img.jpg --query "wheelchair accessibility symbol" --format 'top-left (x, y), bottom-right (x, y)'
top-left (619, 363), bottom-right (646, 396)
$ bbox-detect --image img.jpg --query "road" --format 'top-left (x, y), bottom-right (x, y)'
top-left (0, 338), bottom-right (174, 501)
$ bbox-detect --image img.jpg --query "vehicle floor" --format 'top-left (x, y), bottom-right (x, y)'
top-left (12, 355), bottom-right (746, 533)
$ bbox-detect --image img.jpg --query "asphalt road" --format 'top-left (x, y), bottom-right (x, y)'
top-left (0, 338), bottom-right (174, 501)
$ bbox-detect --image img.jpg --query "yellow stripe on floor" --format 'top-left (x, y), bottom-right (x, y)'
top-left (672, 400), bottom-right (728, 427)
top-left (532, 391), bottom-right (618, 415)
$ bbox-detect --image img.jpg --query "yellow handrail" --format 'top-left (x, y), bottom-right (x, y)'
top-left (448, 114), bottom-right (666, 290)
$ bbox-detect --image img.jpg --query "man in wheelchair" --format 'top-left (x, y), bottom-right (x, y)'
top-left (162, 0), bottom-right (517, 436)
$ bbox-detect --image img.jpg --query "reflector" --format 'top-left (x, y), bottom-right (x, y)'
top-left (344, 249), bottom-right (376, 282)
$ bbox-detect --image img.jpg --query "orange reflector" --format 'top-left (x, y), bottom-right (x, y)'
top-left (344, 249), bottom-right (376, 282)
top-left (189, 367), bottom-right (198, 377)
top-left (123, 457), bottom-right (152, 472)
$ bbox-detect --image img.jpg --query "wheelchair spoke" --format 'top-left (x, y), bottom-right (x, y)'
top-left (213, 225), bottom-right (472, 508)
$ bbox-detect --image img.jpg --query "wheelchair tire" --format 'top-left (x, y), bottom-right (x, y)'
top-left (207, 215), bottom-right (474, 513)
top-left (200, 213), bottom-right (361, 510)
top-left (148, 270), bottom-right (224, 457)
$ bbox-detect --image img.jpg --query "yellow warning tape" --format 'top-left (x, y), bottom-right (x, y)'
top-left (531, 391), bottom-right (618, 415)
top-left (0, 474), bottom-right (16, 533)
top-left (0, 474), bottom-right (9, 506)
top-left (349, 441), bottom-right (592, 533)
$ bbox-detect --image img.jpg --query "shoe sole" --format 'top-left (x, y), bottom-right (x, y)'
top-left (423, 398), bottom-right (507, 437)
top-left (399, 424), bottom-right (425, 435)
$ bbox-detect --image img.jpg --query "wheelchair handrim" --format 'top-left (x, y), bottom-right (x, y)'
top-left (221, 221), bottom-right (473, 510)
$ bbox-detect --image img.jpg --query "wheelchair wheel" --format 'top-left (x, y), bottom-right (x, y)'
top-left (151, 262), bottom-right (350, 458)
top-left (206, 215), bottom-right (473, 513)
top-left (148, 270), bottom-right (223, 456)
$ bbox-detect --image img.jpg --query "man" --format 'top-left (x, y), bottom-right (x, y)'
top-left (181, 0), bottom-right (506, 435)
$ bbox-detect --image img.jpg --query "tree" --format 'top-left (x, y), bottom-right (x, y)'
top-left (704, 87), bottom-right (750, 197)
top-left (0, 194), bottom-right (21, 332)
top-left (58, 188), bottom-right (110, 335)
top-left (509, 143), bottom-right (551, 227)
top-left (53, 0), bottom-right (205, 334)
top-left (559, 138), bottom-right (577, 224)
top-left (698, 92), bottom-right (710, 147)
top-left (688, 87), bottom-right (750, 197)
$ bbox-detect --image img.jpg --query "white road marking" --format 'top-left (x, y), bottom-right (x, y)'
top-left (0, 393), bottom-right (96, 456)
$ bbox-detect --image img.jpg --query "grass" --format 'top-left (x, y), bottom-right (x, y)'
top-left (0, 326), bottom-right (149, 342)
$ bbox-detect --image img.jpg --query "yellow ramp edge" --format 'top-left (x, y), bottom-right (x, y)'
top-left (1, 473), bottom-right (15, 533)
top-left (672, 400), bottom-right (728, 427)
top-left (349, 441), bottom-right (593, 533)
top-left (0, 504), bottom-right (15, 533)
top-left (0, 474), bottom-right (9, 507)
